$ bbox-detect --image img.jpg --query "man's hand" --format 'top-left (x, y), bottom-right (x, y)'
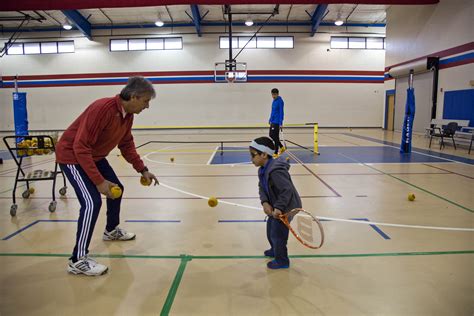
top-left (96, 180), bottom-right (118, 199)
top-left (142, 170), bottom-right (159, 186)
top-left (272, 208), bottom-right (283, 219)
top-left (262, 202), bottom-right (273, 216)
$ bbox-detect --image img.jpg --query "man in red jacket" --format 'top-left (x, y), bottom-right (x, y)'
top-left (56, 76), bottom-right (158, 276)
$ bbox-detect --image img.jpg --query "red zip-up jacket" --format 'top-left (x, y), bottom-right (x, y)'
top-left (55, 95), bottom-right (145, 185)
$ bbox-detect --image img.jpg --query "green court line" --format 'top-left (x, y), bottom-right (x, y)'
top-left (1, 250), bottom-right (473, 259)
top-left (367, 164), bottom-right (474, 213)
top-left (161, 255), bottom-right (191, 316)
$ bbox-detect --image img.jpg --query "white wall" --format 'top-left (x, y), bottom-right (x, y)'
top-left (0, 26), bottom-right (385, 130)
top-left (384, 0), bottom-right (473, 129)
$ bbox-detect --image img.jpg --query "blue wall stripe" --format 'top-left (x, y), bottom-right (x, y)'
top-left (249, 76), bottom-right (383, 81)
top-left (440, 52), bottom-right (474, 65)
top-left (3, 76), bottom-right (384, 87)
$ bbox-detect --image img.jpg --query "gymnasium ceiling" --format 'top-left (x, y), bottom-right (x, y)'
top-left (0, 1), bottom-right (438, 34)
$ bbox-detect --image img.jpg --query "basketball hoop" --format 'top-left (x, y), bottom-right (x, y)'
top-left (226, 71), bottom-right (236, 83)
top-left (214, 61), bottom-right (247, 83)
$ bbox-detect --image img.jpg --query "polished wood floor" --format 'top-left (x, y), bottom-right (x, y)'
top-left (1, 128), bottom-right (473, 315)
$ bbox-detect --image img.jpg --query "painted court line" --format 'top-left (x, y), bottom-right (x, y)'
top-left (2, 219), bottom-right (179, 240)
top-left (161, 182), bottom-right (474, 231)
top-left (343, 133), bottom-right (474, 165)
top-left (125, 220), bottom-right (181, 223)
top-left (218, 218), bottom-right (390, 239)
top-left (2, 219), bottom-right (77, 240)
top-left (337, 152), bottom-right (474, 213)
top-left (206, 146), bottom-right (219, 165)
top-left (0, 250), bottom-right (472, 259)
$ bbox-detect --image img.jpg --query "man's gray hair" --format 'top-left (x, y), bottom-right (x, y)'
top-left (120, 76), bottom-right (156, 101)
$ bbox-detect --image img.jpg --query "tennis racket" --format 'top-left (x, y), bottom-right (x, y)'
top-left (279, 208), bottom-right (324, 249)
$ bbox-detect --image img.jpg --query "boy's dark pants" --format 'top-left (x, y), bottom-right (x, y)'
top-left (266, 216), bottom-right (290, 265)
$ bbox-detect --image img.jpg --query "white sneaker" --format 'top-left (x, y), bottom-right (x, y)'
top-left (103, 227), bottom-right (136, 241)
top-left (67, 256), bottom-right (108, 276)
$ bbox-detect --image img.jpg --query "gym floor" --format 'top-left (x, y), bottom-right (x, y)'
top-left (0, 128), bottom-right (473, 315)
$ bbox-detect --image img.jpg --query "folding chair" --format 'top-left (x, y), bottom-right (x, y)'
top-left (429, 122), bottom-right (458, 150)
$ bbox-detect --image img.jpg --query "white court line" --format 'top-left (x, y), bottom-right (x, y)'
top-left (145, 148), bottom-right (252, 167)
top-left (158, 181), bottom-right (474, 232)
top-left (207, 146), bottom-right (219, 165)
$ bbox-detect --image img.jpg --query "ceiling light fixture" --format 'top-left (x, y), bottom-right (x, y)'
top-left (334, 13), bottom-right (344, 26)
top-left (63, 20), bottom-right (73, 30)
top-left (155, 20), bottom-right (164, 27)
top-left (245, 16), bottom-right (254, 26)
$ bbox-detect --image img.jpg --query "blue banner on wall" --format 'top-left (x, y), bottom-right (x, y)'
top-left (443, 89), bottom-right (474, 127)
top-left (13, 92), bottom-right (29, 136)
top-left (400, 88), bottom-right (415, 153)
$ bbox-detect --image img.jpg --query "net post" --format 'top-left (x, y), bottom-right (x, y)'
top-left (313, 123), bottom-right (319, 155)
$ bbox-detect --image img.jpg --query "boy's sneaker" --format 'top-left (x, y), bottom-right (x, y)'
top-left (67, 256), bottom-right (108, 276)
top-left (267, 260), bottom-right (289, 269)
top-left (279, 147), bottom-right (286, 154)
top-left (103, 227), bottom-right (136, 241)
top-left (264, 249), bottom-right (275, 257)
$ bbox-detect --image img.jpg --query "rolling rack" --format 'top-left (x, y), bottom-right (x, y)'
top-left (3, 134), bottom-right (67, 216)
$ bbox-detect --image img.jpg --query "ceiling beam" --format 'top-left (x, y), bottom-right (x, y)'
top-left (190, 4), bottom-right (202, 37)
top-left (61, 9), bottom-right (92, 40)
top-left (0, 21), bottom-right (386, 33)
top-left (310, 4), bottom-right (328, 37)
top-left (1, 1), bottom-right (440, 11)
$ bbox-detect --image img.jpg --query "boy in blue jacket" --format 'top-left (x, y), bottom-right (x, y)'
top-left (250, 137), bottom-right (302, 269)
top-left (268, 88), bottom-right (284, 155)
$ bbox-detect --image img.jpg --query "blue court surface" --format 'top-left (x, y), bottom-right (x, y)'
top-left (0, 150), bottom-right (11, 161)
top-left (210, 145), bottom-right (469, 165)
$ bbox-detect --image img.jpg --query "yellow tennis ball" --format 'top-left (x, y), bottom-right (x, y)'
top-left (140, 176), bottom-right (152, 186)
top-left (170, 157), bottom-right (175, 162)
top-left (29, 187), bottom-right (35, 194)
top-left (110, 186), bottom-right (122, 199)
top-left (408, 193), bottom-right (415, 201)
top-left (208, 197), bottom-right (218, 207)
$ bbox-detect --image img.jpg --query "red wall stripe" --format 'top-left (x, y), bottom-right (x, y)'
top-left (2, 70), bottom-right (384, 81)
top-left (385, 42), bottom-right (474, 71)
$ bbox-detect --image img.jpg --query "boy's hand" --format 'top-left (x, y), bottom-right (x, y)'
top-left (272, 208), bottom-right (283, 219)
top-left (262, 202), bottom-right (273, 216)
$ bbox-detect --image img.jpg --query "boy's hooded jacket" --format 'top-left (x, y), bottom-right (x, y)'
top-left (258, 157), bottom-right (302, 213)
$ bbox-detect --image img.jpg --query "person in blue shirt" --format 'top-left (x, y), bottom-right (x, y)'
top-left (249, 136), bottom-right (302, 269)
top-left (268, 88), bottom-right (284, 155)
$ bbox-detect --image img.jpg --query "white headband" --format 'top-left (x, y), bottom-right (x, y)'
top-left (250, 140), bottom-right (274, 156)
